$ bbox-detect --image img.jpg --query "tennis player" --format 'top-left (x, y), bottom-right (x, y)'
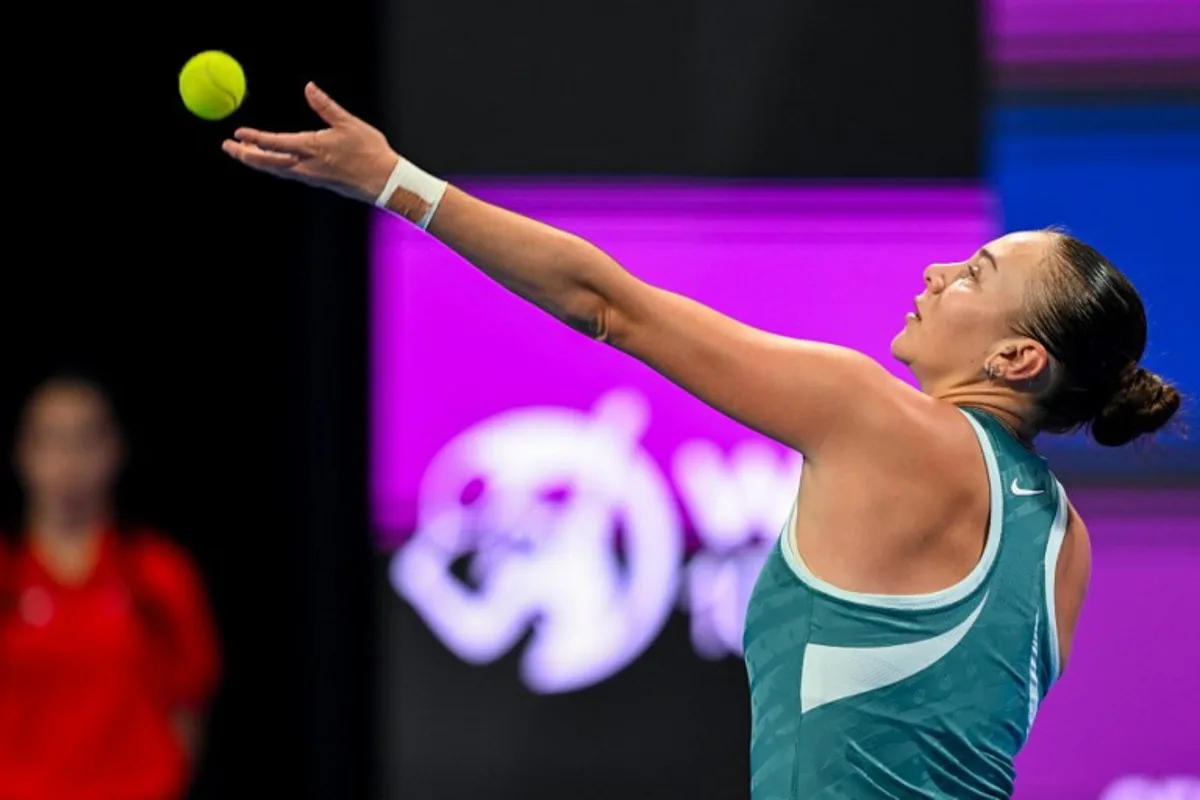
top-left (224, 83), bottom-right (1180, 799)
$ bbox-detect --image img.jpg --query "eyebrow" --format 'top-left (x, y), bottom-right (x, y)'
top-left (978, 248), bottom-right (998, 270)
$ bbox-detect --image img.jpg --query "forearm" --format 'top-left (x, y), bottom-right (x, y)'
top-left (386, 183), bottom-right (627, 337)
top-left (228, 89), bottom-right (632, 338)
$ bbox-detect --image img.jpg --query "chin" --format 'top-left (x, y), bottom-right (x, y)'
top-left (890, 330), bottom-right (913, 365)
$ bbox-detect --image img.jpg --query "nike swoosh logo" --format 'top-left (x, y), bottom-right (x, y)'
top-left (799, 592), bottom-right (988, 713)
top-left (1011, 479), bottom-right (1045, 496)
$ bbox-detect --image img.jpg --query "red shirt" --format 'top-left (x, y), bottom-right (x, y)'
top-left (0, 530), bottom-right (220, 800)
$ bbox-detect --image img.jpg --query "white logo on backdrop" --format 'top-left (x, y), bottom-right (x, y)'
top-left (674, 438), bottom-right (801, 659)
top-left (1101, 777), bottom-right (1200, 800)
top-left (390, 388), bottom-right (801, 692)
top-left (390, 389), bottom-right (687, 693)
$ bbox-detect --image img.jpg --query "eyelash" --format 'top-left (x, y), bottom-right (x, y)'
top-left (962, 264), bottom-right (981, 281)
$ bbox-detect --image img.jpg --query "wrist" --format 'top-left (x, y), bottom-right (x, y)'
top-left (374, 155), bottom-right (448, 230)
top-left (358, 151), bottom-right (402, 204)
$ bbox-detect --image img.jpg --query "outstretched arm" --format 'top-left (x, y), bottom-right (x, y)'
top-left (224, 83), bottom-right (902, 456)
top-left (427, 187), bottom-right (894, 453)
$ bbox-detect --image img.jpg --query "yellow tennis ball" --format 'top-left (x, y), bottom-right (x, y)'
top-left (179, 51), bottom-right (246, 121)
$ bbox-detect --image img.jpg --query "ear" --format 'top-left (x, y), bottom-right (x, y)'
top-left (987, 337), bottom-right (1052, 387)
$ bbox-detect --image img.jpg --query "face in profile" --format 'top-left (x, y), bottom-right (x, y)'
top-left (17, 383), bottom-right (122, 521)
top-left (891, 231), bottom-right (1056, 389)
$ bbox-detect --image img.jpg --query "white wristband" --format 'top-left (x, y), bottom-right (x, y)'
top-left (374, 157), bottom-right (448, 230)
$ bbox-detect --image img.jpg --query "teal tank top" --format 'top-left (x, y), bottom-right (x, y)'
top-left (743, 408), bottom-right (1070, 799)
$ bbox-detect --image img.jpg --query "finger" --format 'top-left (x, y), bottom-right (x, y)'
top-left (233, 128), bottom-right (318, 155)
top-left (222, 139), bottom-right (301, 170)
top-left (305, 82), bottom-right (352, 126)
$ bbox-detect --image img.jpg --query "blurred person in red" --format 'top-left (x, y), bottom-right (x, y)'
top-left (0, 374), bottom-right (220, 800)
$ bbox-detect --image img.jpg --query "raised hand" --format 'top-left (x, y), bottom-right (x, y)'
top-left (222, 82), bottom-right (399, 203)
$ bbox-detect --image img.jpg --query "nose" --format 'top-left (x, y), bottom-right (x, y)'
top-left (923, 263), bottom-right (948, 293)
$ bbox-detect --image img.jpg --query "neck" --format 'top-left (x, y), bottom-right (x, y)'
top-left (27, 502), bottom-right (111, 545)
top-left (923, 377), bottom-right (1039, 446)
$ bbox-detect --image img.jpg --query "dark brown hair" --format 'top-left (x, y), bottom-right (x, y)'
top-left (1015, 231), bottom-right (1181, 447)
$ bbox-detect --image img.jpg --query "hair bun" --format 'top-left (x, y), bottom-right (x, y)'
top-left (1090, 367), bottom-right (1182, 447)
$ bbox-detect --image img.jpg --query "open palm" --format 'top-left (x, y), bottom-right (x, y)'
top-left (222, 82), bottom-right (399, 203)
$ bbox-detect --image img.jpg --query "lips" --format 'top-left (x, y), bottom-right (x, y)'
top-left (911, 298), bottom-right (922, 320)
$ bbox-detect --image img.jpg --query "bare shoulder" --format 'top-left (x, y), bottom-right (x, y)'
top-left (1055, 503), bottom-right (1093, 673)
top-left (805, 350), bottom-right (964, 459)
top-left (603, 277), bottom-right (924, 456)
top-left (823, 374), bottom-right (979, 458)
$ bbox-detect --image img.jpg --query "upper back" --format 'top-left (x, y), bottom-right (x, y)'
top-left (743, 408), bottom-right (1077, 798)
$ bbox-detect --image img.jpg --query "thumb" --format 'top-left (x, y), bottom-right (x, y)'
top-left (306, 82), bottom-right (351, 125)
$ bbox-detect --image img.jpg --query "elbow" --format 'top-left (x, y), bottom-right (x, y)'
top-left (581, 274), bottom-right (656, 352)
top-left (559, 246), bottom-right (630, 345)
top-left (562, 294), bottom-right (616, 343)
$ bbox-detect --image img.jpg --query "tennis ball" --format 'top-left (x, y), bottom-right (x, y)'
top-left (179, 51), bottom-right (246, 121)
